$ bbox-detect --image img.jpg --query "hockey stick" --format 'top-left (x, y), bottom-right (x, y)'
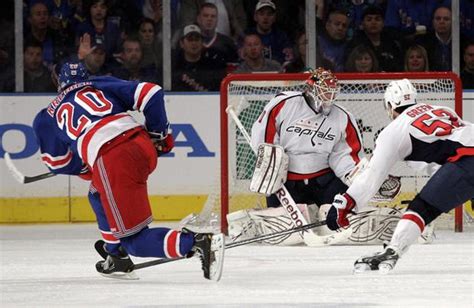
top-left (132, 220), bottom-right (328, 270)
top-left (226, 105), bottom-right (351, 246)
top-left (4, 152), bottom-right (56, 184)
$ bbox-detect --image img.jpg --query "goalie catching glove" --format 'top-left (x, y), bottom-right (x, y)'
top-left (326, 193), bottom-right (356, 230)
top-left (250, 143), bottom-right (289, 195)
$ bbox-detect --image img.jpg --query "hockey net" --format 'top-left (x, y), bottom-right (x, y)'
top-left (195, 72), bottom-right (472, 234)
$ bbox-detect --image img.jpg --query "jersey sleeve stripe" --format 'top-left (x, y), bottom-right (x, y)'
top-left (344, 114), bottom-right (362, 164)
top-left (41, 150), bottom-right (73, 169)
top-left (134, 83), bottom-right (161, 112)
top-left (264, 100), bottom-right (286, 143)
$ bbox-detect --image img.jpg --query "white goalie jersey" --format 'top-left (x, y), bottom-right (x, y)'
top-left (251, 91), bottom-right (364, 181)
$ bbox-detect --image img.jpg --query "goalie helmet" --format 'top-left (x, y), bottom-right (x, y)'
top-left (58, 62), bottom-right (89, 91)
top-left (305, 68), bottom-right (340, 115)
top-left (383, 78), bottom-right (417, 119)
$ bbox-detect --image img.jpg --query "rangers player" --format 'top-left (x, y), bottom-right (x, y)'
top-left (327, 78), bottom-right (474, 273)
top-left (32, 62), bottom-right (224, 281)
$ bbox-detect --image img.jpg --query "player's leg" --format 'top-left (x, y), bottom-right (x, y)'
top-left (355, 156), bottom-right (474, 273)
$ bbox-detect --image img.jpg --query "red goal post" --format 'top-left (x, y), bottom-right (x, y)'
top-left (218, 72), bottom-right (464, 234)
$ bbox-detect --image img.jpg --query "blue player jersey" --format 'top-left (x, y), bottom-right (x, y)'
top-left (33, 76), bottom-right (168, 175)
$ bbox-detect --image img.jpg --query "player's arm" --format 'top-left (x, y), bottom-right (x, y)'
top-left (33, 109), bottom-right (89, 178)
top-left (250, 96), bottom-right (286, 151)
top-left (326, 123), bottom-right (409, 230)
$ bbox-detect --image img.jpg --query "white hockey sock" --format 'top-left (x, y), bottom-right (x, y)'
top-left (389, 211), bottom-right (425, 256)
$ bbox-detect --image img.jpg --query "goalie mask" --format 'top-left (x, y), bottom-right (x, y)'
top-left (305, 68), bottom-right (340, 115)
top-left (383, 78), bottom-right (417, 120)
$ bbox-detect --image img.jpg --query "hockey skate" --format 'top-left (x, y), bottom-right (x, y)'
top-left (190, 232), bottom-right (225, 281)
top-left (95, 240), bottom-right (138, 280)
top-left (353, 245), bottom-right (400, 274)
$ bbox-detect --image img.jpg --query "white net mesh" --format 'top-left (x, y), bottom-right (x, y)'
top-left (194, 73), bottom-right (471, 233)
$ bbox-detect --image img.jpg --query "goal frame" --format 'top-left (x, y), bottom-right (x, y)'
top-left (219, 72), bottom-right (464, 234)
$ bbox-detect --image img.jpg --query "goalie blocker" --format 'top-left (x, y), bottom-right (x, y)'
top-left (250, 143), bottom-right (289, 195)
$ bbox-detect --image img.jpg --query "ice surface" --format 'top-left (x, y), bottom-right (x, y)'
top-left (0, 223), bottom-right (472, 307)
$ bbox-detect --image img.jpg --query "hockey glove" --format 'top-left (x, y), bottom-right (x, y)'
top-left (327, 193), bottom-right (356, 230)
top-left (149, 132), bottom-right (174, 156)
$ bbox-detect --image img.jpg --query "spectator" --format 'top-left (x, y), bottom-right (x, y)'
top-left (137, 18), bottom-right (163, 71)
top-left (142, 0), bottom-right (163, 43)
top-left (350, 5), bottom-right (403, 72)
top-left (344, 44), bottom-right (379, 73)
top-left (461, 0), bottom-right (474, 41)
top-left (110, 37), bottom-right (159, 83)
top-left (461, 42), bottom-right (474, 89)
top-left (23, 39), bottom-right (56, 92)
top-left (384, 0), bottom-right (450, 36)
top-left (316, 9), bottom-right (350, 72)
top-left (245, 0), bottom-right (294, 66)
top-left (416, 6), bottom-right (452, 71)
top-left (404, 44), bottom-right (429, 72)
top-left (284, 31), bottom-right (309, 73)
top-left (172, 24), bottom-right (226, 91)
top-left (25, 1), bottom-right (72, 71)
top-left (234, 33), bottom-right (282, 73)
top-left (83, 35), bottom-right (110, 77)
top-left (196, 3), bottom-right (239, 66)
top-left (76, 0), bottom-right (122, 65)
top-left (178, 1), bottom-right (247, 41)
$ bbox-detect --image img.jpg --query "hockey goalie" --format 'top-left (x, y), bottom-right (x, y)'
top-left (226, 69), bottom-right (433, 246)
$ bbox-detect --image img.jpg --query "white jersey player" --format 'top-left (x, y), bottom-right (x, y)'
top-left (326, 78), bottom-right (474, 273)
top-left (251, 68), bottom-right (364, 208)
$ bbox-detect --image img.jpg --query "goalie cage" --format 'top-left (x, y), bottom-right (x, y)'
top-left (194, 72), bottom-right (470, 235)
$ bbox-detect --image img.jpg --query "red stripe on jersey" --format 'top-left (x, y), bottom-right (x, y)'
top-left (447, 147), bottom-right (474, 162)
top-left (80, 114), bottom-right (129, 165)
top-left (136, 83), bottom-right (155, 110)
top-left (264, 101), bottom-right (286, 143)
top-left (101, 231), bottom-right (120, 243)
top-left (42, 151), bottom-right (73, 167)
top-left (287, 168), bottom-right (331, 180)
top-left (402, 213), bottom-right (425, 232)
top-left (344, 115), bottom-right (362, 164)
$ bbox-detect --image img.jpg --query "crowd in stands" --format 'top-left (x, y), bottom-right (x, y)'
top-left (0, 0), bottom-right (473, 93)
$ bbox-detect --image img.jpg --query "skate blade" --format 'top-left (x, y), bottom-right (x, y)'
top-left (99, 271), bottom-right (139, 280)
top-left (209, 233), bottom-right (225, 281)
top-left (353, 263), bottom-right (372, 274)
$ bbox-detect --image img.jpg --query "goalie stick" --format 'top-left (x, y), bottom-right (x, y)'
top-left (98, 220), bottom-right (328, 271)
top-left (4, 152), bottom-right (56, 184)
top-left (226, 105), bottom-right (349, 246)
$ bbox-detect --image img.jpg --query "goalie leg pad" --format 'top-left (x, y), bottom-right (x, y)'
top-left (250, 143), bottom-right (289, 195)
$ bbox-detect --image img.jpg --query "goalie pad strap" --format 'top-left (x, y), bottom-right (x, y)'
top-left (250, 143), bottom-right (289, 195)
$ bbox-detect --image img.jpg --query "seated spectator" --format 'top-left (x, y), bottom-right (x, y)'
top-left (110, 37), bottom-right (159, 83)
top-left (23, 39), bottom-right (56, 92)
top-left (138, 18), bottom-right (163, 71)
top-left (172, 24), bottom-right (226, 91)
top-left (461, 0), bottom-right (474, 42)
top-left (350, 5), bottom-right (403, 72)
top-left (284, 31), bottom-right (310, 73)
top-left (142, 0), bottom-right (163, 43)
top-left (196, 3), bottom-right (239, 66)
top-left (178, 0), bottom-right (247, 41)
top-left (344, 44), bottom-right (379, 73)
top-left (461, 42), bottom-right (474, 89)
top-left (235, 33), bottom-right (282, 73)
top-left (82, 34), bottom-right (111, 77)
top-left (404, 44), bottom-right (429, 72)
top-left (245, 0), bottom-right (294, 66)
top-left (316, 9), bottom-right (350, 72)
top-left (384, 0), bottom-right (450, 36)
top-left (0, 0), bottom-right (14, 92)
top-left (75, 0), bottom-right (122, 65)
top-left (25, 1), bottom-right (73, 71)
top-left (416, 6), bottom-right (452, 71)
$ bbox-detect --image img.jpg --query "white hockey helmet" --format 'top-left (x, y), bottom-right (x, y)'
top-left (383, 78), bottom-right (417, 119)
top-left (305, 67), bottom-right (340, 115)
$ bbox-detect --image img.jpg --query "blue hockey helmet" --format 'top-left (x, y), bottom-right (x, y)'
top-left (58, 62), bottom-right (89, 91)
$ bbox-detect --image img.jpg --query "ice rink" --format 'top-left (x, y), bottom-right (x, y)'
top-left (0, 223), bottom-right (472, 307)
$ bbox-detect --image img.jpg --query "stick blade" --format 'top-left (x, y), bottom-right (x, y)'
top-left (4, 152), bottom-right (26, 183)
